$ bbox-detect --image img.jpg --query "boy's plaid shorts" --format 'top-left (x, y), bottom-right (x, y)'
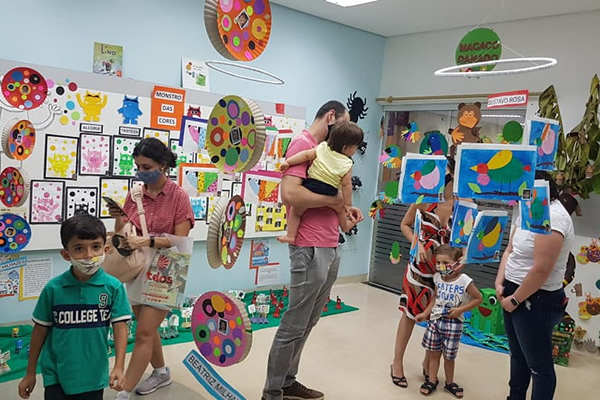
top-left (421, 317), bottom-right (463, 360)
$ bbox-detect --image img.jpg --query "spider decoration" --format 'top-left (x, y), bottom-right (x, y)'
top-left (351, 176), bottom-right (363, 191)
top-left (347, 91), bottom-right (368, 123)
top-left (358, 141), bottom-right (367, 155)
top-left (345, 225), bottom-right (359, 237)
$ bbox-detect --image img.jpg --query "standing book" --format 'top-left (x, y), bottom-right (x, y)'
top-left (93, 42), bottom-right (123, 77)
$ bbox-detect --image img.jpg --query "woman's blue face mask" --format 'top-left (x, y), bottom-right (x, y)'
top-left (136, 169), bottom-right (163, 184)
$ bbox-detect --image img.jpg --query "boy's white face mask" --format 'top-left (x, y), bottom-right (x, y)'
top-left (71, 255), bottom-right (105, 275)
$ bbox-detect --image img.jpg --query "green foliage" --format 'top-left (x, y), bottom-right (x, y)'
top-left (468, 182), bottom-right (482, 194)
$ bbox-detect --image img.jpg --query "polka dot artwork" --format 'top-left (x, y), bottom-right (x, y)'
top-left (44, 135), bottom-right (78, 180)
top-left (1, 67), bottom-right (48, 110)
top-left (2, 119), bottom-right (36, 161)
top-left (99, 178), bottom-right (130, 218)
top-left (112, 137), bottom-right (140, 177)
top-left (45, 78), bottom-right (81, 127)
top-left (79, 134), bottom-right (111, 176)
top-left (0, 213), bottom-right (32, 253)
top-left (0, 167), bottom-right (30, 207)
top-left (65, 187), bottom-right (98, 219)
top-left (29, 181), bottom-right (64, 224)
top-left (143, 128), bottom-right (170, 147)
top-left (204, 0), bottom-right (272, 61)
top-left (220, 195), bottom-right (246, 269)
top-left (207, 96), bottom-right (266, 173)
top-left (191, 291), bottom-right (252, 367)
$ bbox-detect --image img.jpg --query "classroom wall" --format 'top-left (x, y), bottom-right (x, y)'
top-left (0, 0), bottom-right (385, 322)
top-left (380, 10), bottom-right (600, 237)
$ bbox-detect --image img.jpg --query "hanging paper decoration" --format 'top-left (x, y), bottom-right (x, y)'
top-left (1, 67), bottom-right (48, 110)
top-left (0, 213), bottom-right (32, 253)
top-left (390, 241), bottom-right (402, 264)
top-left (379, 180), bottom-right (400, 205)
top-left (450, 200), bottom-right (478, 248)
top-left (401, 122), bottom-right (421, 143)
top-left (0, 167), bottom-right (30, 207)
top-left (465, 211), bottom-right (509, 263)
top-left (398, 154), bottom-right (447, 205)
top-left (577, 239), bottom-right (600, 265)
top-left (419, 131), bottom-right (448, 156)
top-left (379, 145), bottom-right (402, 169)
top-left (369, 199), bottom-right (385, 219)
top-left (526, 117), bottom-right (560, 171)
top-left (191, 291), bottom-right (253, 367)
top-left (207, 96), bottom-right (266, 173)
top-left (207, 196), bottom-right (246, 269)
top-left (497, 121), bottom-right (524, 144)
top-left (520, 179), bottom-right (551, 235)
top-left (578, 293), bottom-right (600, 320)
top-left (2, 119), bottom-right (36, 160)
top-left (204, 0), bottom-right (272, 61)
top-left (450, 103), bottom-right (482, 145)
top-left (346, 91), bottom-right (368, 123)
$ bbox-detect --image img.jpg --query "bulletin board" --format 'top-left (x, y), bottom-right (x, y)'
top-left (0, 58), bottom-right (306, 251)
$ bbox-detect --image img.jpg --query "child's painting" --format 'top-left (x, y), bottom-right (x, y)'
top-left (398, 154), bottom-right (447, 204)
top-left (144, 128), bottom-right (170, 146)
top-left (178, 163), bottom-right (222, 198)
top-left (79, 134), bottom-right (111, 176)
top-left (277, 131), bottom-right (294, 160)
top-left (409, 210), bottom-right (422, 265)
top-left (520, 179), bottom-right (552, 235)
top-left (450, 200), bottom-right (478, 248)
top-left (65, 187), bottom-right (99, 219)
top-left (179, 117), bottom-right (208, 154)
top-left (112, 137), bottom-right (140, 177)
top-left (465, 210), bottom-right (509, 263)
top-left (30, 180), bottom-right (65, 224)
top-left (100, 178), bottom-right (130, 218)
top-left (454, 143), bottom-right (537, 201)
top-left (526, 117), bottom-right (560, 171)
top-left (243, 171), bottom-right (282, 205)
top-left (44, 135), bottom-right (79, 180)
top-left (256, 204), bottom-right (287, 232)
top-left (169, 139), bottom-right (196, 178)
top-left (190, 197), bottom-right (208, 220)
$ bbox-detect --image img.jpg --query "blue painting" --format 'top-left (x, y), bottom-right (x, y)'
top-left (398, 154), bottom-right (447, 204)
top-left (465, 211), bottom-right (508, 263)
top-left (450, 200), bottom-right (478, 248)
top-left (190, 197), bottom-right (208, 220)
top-left (454, 143), bottom-right (537, 201)
top-left (527, 117), bottom-right (560, 171)
top-left (409, 210), bottom-right (422, 265)
top-left (520, 180), bottom-right (551, 235)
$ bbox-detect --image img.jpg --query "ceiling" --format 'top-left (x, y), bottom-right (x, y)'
top-left (271, 0), bottom-right (600, 37)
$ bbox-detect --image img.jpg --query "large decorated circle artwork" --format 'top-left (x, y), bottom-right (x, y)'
top-left (205, 0), bottom-right (272, 61)
top-left (220, 195), bottom-right (246, 269)
top-left (0, 167), bottom-right (30, 207)
top-left (207, 96), bottom-right (266, 173)
top-left (0, 213), bottom-right (32, 253)
top-left (1, 67), bottom-right (48, 110)
top-left (192, 291), bottom-right (252, 367)
top-left (2, 119), bottom-right (36, 161)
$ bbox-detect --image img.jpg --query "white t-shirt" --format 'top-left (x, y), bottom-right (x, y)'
top-left (430, 272), bottom-right (473, 321)
top-left (505, 200), bottom-right (574, 291)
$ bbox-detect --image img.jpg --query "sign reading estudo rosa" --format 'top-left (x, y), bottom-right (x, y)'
top-left (455, 28), bottom-right (502, 71)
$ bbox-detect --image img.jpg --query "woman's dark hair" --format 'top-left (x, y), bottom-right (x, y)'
top-left (132, 138), bottom-right (177, 168)
top-left (535, 170), bottom-right (559, 201)
top-left (314, 100), bottom-right (347, 121)
top-left (327, 121), bottom-right (364, 153)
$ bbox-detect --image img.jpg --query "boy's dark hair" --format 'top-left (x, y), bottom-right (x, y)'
top-left (132, 138), bottom-right (177, 169)
top-left (434, 244), bottom-right (462, 261)
top-left (314, 100), bottom-right (347, 121)
top-left (60, 213), bottom-right (107, 249)
top-left (534, 170), bottom-right (559, 201)
top-left (327, 121), bottom-right (364, 153)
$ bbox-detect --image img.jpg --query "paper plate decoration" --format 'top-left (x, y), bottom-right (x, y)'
top-left (420, 131), bottom-right (448, 156)
top-left (204, 0), bottom-right (272, 61)
top-left (207, 96), bottom-right (266, 173)
top-left (0, 213), bottom-right (32, 253)
top-left (1, 67), bottom-right (48, 110)
top-left (390, 241), bottom-right (402, 264)
top-left (2, 119), bottom-right (36, 160)
top-left (207, 195), bottom-right (247, 269)
top-left (192, 291), bottom-right (252, 367)
top-left (0, 167), bottom-right (30, 207)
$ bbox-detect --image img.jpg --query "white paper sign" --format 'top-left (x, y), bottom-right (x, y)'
top-left (182, 58), bottom-right (210, 92)
top-left (257, 265), bottom-right (280, 286)
top-left (20, 258), bottom-right (53, 300)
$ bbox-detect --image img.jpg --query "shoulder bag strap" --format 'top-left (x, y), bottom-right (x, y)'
top-left (130, 186), bottom-right (149, 237)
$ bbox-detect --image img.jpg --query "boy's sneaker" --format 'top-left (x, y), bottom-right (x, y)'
top-left (135, 367), bottom-right (172, 395)
top-left (283, 381), bottom-right (324, 400)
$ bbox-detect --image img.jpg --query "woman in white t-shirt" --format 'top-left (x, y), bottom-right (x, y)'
top-left (495, 171), bottom-right (573, 400)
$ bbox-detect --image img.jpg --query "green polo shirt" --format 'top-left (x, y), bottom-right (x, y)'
top-left (32, 267), bottom-right (131, 395)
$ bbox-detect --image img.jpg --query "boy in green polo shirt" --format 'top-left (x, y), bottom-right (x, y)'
top-left (18, 213), bottom-right (132, 400)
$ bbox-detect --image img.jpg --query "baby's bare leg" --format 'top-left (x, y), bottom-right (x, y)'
top-left (277, 205), bottom-right (307, 244)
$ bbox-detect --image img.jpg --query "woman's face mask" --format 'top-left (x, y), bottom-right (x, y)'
top-left (136, 169), bottom-right (163, 184)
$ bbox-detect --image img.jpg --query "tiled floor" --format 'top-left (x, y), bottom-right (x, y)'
top-left (2, 283), bottom-right (598, 399)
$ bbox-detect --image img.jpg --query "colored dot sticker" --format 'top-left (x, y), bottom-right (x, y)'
top-left (1, 67), bottom-right (48, 110)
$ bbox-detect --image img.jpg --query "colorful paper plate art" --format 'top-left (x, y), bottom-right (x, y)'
top-left (207, 96), bottom-right (266, 173)
top-left (207, 195), bottom-right (247, 269)
top-left (0, 167), bottom-right (30, 207)
top-left (192, 291), bottom-right (253, 367)
top-left (204, 0), bottom-right (272, 61)
top-left (0, 213), bottom-right (32, 253)
top-left (1, 67), bottom-right (48, 110)
top-left (207, 196), bottom-right (229, 269)
top-left (2, 119), bottom-right (36, 161)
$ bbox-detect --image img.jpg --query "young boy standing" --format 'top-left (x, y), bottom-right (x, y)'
top-left (18, 213), bottom-right (132, 399)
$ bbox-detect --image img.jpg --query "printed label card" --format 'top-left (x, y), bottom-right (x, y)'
top-left (44, 135), bottom-right (79, 180)
top-left (30, 180), bottom-right (65, 224)
top-left (79, 133), bottom-right (111, 176)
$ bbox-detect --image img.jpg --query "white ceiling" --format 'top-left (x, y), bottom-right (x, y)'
top-left (271, 0), bottom-right (600, 37)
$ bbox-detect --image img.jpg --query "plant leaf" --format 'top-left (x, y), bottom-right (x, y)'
top-left (468, 183), bottom-right (482, 194)
top-left (416, 195), bottom-right (425, 204)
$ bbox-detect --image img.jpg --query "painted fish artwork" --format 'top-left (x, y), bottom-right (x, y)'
top-left (520, 179), bottom-right (551, 235)
top-left (398, 154), bottom-right (447, 205)
top-left (465, 210), bottom-right (509, 263)
top-left (525, 117), bottom-right (560, 171)
top-left (450, 200), bottom-right (478, 248)
top-left (409, 210), bottom-right (422, 265)
top-left (454, 143), bottom-right (536, 201)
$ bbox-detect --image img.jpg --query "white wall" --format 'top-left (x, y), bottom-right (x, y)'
top-left (380, 10), bottom-right (600, 237)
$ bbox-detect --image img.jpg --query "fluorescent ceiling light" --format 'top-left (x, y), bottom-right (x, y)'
top-left (325, 0), bottom-right (379, 7)
top-left (481, 114), bottom-right (524, 119)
